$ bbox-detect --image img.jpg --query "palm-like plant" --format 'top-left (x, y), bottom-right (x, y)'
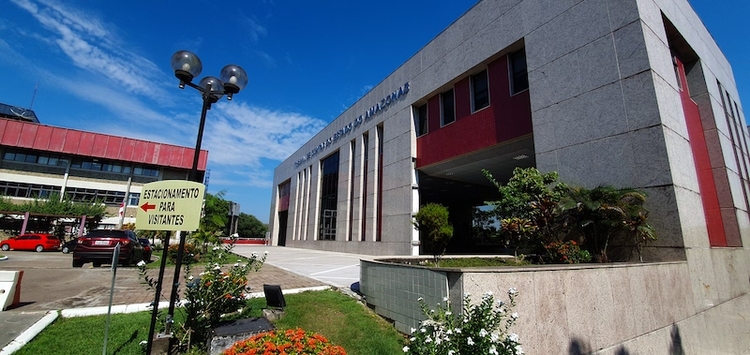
top-left (559, 186), bottom-right (656, 262)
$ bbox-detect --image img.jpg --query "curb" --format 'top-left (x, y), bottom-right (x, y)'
top-left (0, 311), bottom-right (58, 355)
top-left (0, 285), bottom-right (333, 354)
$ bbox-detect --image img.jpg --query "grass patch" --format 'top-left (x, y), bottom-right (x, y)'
top-left (16, 290), bottom-right (404, 355)
top-left (14, 312), bottom-right (152, 355)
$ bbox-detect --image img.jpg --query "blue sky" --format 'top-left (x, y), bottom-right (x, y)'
top-left (1, 0), bottom-right (748, 223)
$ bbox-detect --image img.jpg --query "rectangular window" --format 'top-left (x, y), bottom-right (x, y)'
top-left (319, 151), bottom-right (340, 241)
top-left (349, 140), bottom-right (356, 241)
top-left (2, 152), bottom-right (14, 160)
top-left (510, 49), bottom-right (529, 94)
top-left (415, 104), bottom-right (428, 136)
top-left (361, 133), bottom-right (369, 241)
top-left (471, 70), bottom-right (489, 111)
top-left (441, 88), bottom-right (455, 126)
top-left (376, 125), bottom-right (384, 242)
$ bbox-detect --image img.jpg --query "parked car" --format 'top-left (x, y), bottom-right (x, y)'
top-left (61, 238), bottom-right (79, 254)
top-left (72, 229), bottom-right (144, 267)
top-left (138, 238), bottom-right (152, 262)
top-left (0, 233), bottom-right (60, 252)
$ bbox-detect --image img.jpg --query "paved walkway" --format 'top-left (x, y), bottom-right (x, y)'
top-left (233, 245), bottom-right (376, 288)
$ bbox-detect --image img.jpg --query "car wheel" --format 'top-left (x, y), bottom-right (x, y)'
top-left (72, 260), bottom-right (84, 268)
top-left (0, 244), bottom-right (9, 251)
top-left (62, 246), bottom-right (70, 254)
top-left (35, 245), bottom-right (44, 252)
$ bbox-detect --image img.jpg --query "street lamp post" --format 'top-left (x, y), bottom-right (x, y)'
top-left (145, 50), bottom-right (247, 355)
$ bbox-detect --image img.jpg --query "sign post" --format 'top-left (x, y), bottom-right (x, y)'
top-left (136, 180), bottom-right (205, 354)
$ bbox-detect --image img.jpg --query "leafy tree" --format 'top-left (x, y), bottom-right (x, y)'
top-left (483, 167), bottom-right (568, 254)
top-left (201, 190), bottom-right (229, 233)
top-left (559, 185), bottom-right (656, 262)
top-left (237, 212), bottom-right (267, 238)
top-left (413, 203), bottom-right (453, 264)
top-left (0, 193), bottom-right (105, 233)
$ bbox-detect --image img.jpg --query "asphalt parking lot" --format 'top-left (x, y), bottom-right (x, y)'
top-left (0, 247), bottom-right (327, 312)
top-left (0, 250), bottom-right (152, 310)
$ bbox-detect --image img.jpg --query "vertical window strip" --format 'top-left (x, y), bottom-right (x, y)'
top-left (441, 88), bottom-right (455, 126)
top-left (376, 125), bottom-right (384, 242)
top-left (734, 101), bottom-right (750, 189)
top-left (471, 70), bottom-right (489, 111)
top-left (292, 171), bottom-right (302, 240)
top-left (722, 86), bottom-right (750, 215)
top-left (349, 140), bottom-right (356, 241)
top-left (510, 48), bottom-right (529, 94)
top-left (361, 132), bottom-right (369, 241)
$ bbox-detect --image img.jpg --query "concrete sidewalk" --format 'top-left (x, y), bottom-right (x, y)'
top-left (233, 245), bottom-right (376, 289)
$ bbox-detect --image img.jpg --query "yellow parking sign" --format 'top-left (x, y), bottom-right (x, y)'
top-left (135, 180), bottom-right (205, 231)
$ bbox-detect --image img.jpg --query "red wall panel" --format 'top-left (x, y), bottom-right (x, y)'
top-left (62, 130), bottom-right (82, 154)
top-left (417, 54), bottom-right (532, 168)
top-left (47, 127), bottom-right (67, 151)
top-left (18, 124), bottom-right (39, 148)
top-left (1, 120), bottom-right (22, 146)
top-left (676, 57), bottom-right (727, 246)
top-left (104, 136), bottom-right (122, 159)
top-left (31, 126), bottom-right (53, 151)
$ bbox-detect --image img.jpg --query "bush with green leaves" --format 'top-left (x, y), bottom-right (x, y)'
top-left (559, 185), bottom-right (656, 262)
top-left (483, 167), bottom-right (568, 254)
top-left (178, 243), bottom-right (266, 349)
top-left (404, 288), bottom-right (523, 355)
top-left (413, 203), bottom-right (454, 264)
top-left (138, 241), bottom-right (266, 352)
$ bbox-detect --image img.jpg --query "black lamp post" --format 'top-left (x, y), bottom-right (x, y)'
top-left (145, 50), bottom-right (247, 354)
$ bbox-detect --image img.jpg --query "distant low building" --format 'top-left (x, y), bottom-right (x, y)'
top-left (0, 113), bottom-right (207, 227)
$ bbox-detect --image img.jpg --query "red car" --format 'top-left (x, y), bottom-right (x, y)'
top-left (0, 233), bottom-right (61, 252)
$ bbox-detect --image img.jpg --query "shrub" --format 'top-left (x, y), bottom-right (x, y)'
top-left (167, 243), bottom-right (200, 265)
top-left (543, 240), bottom-right (591, 264)
top-left (223, 328), bottom-right (347, 355)
top-left (413, 203), bottom-right (453, 264)
top-left (179, 246), bottom-right (266, 349)
top-left (405, 288), bottom-right (523, 355)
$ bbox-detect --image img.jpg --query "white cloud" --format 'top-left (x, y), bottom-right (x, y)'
top-left (202, 102), bottom-right (327, 168)
top-left (9, 0), bottom-right (167, 99)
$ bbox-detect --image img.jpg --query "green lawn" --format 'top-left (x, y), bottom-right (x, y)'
top-left (15, 290), bottom-right (404, 355)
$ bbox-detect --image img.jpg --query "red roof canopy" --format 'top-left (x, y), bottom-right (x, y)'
top-left (0, 118), bottom-right (207, 170)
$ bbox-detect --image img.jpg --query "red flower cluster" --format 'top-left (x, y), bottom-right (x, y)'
top-left (223, 328), bottom-right (347, 355)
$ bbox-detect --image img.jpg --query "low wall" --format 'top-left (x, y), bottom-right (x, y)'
top-left (360, 259), bottom-right (750, 353)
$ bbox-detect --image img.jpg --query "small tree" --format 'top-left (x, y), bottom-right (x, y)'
top-left (413, 203), bottom-right (453, 264)
top-left (483, 168), bottom-right (568, 254)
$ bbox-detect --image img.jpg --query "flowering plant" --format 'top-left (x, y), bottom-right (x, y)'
top-left (223, 328), bottom-right (347, 355)
top-left (404, 288), bottom-right (523, 355)
top-left (544, 240), bottom-right (591, 264)
top-left (181, 245), bottom-right (267, 347)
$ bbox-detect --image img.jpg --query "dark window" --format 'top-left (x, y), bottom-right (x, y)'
top-left (2, 152), bottom-right (14, 160)
top-left (510, 49), bottom-right (529, 94)
top-left (319, 151), bottom-right (340, 241)
top-left (472, 70), bottom-right (489, 111)
top-left (441, 88), bottom-right (455, 126)
top-left (415, 104), bottom-right (428, 136)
